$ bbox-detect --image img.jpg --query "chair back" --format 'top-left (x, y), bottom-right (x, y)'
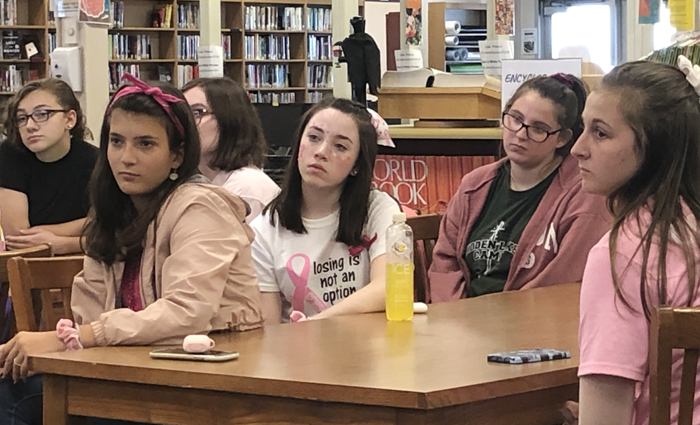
top-left (0, 244), bottom-right (53, 282)
top-left (406, 214), bottom-right (442, 303)
top-left (650, 306), bottom-right (700, 425)
top-left (0, 244), bottom-right (53, 340)
top-left (7, 255), bottom-right (84, 332)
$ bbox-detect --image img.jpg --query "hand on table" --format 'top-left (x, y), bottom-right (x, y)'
top-left (0, 331), bottom-right (65, 382)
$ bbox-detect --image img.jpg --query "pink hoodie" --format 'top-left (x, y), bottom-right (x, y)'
top-left (429, 155), bottom-right (611, 302)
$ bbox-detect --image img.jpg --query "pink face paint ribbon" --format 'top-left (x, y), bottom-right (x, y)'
top-left (56, 318), bottom-right (83, 350)
top-left (348, 233), bottom-right (377, 257)
top-left (286, 253), bottom-right (327, 314)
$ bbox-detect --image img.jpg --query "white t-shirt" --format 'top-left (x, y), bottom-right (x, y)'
top-left (211, 166), bottom-right (280, 223)
top-left (251, 190), bottom-right (399, 321)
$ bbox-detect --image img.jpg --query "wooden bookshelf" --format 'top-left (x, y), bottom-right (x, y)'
top-left (110, 0), bottom-right (334, 104)
top-left (0, 0), bottom-right (54, 117)
top-left (428, 2), bottom-right (486, 74)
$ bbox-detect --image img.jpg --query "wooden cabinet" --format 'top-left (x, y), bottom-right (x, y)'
top-left (428, 2), bottom-right (486, 74)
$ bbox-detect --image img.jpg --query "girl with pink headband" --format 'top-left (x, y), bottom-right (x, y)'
top-left (0, 74), bottom-right (263, 424)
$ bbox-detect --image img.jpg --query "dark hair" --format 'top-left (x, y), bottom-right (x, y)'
top-left (182, 77), bottom-right (267, 170)
top-left (266, 97), bottom-right (377, 247)
top-left (83, 81), bottom-right (200, 265)
top-left (504, 74), bottom-right (588, 156)
top-left (3, 78), bottom-right (89, 147)
top-left (599, 61), bottom-right (700, 319)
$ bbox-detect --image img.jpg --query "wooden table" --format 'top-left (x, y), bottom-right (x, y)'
top-left (32, 283), bottom-right (581, 425)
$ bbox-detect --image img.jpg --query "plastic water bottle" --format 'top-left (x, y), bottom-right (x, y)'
top-left (385, 213), bottom-right (414, 321)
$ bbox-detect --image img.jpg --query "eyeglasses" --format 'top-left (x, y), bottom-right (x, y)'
top-left (501, 112), bottom-right (562, 143)
top-left (191, 108), bottom-right (212, 125)
top-left (15, 109), bottom-right (68, 128)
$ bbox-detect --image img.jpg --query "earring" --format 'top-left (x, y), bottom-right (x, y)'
top-left (169, 169), bottom-right (179, 181)
top-left (350, 169), bottom-right (358, 176)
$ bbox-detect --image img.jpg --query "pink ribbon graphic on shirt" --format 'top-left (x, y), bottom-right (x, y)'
top-left (286, 253), bottom-right (327, 314)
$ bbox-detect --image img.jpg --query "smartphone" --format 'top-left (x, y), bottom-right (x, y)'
top-left (149, 347), bottom-right (240, 362)
top-left (487, 348), bottom-right (571, 364)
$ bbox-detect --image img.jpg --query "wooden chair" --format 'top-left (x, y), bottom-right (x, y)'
top-left (406, 214), bottom-right (443, 303)
top-left (7, 255), bottom-right (84, 332)
top-left (0, 244), bottom-right (53, 340)
top-left (650, 306), bottom-right (700, 425)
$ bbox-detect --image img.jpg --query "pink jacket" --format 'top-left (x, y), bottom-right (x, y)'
top-left (429, 155), bottom-right (611, 302)
top-left (71, 183), bottom-right (264, 346)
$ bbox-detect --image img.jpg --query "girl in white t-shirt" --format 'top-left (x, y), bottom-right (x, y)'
top-left (251, 98), bottom-right (400, 323)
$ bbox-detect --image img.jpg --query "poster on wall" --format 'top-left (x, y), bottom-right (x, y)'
top-left (639, 0), bottom-right (660, 24)
top-left (668, 0), bottom-right (695, 30)
top-left (405, 0), bottom-right (422, 46)
top-left (79, 0), bottom-right (111, 25)
top-left (495, 0), bottom-right (514, 36)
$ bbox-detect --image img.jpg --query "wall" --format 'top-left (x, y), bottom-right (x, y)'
top-left (365, 1), bottom-right (401, 75)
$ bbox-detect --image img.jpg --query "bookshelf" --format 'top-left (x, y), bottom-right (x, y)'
top-left (0, 0), bottom-right (54, 110)
top-left (110, 0), bottom-right (335, 104)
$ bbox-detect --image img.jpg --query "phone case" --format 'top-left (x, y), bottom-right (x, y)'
top-left (487, 348), bottom-right (571, 364)
top-left (149, 347), bottom-right (240, 362)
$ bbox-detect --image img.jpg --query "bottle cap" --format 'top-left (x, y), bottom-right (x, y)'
top-left (392, 212), bottom-right (407, 223)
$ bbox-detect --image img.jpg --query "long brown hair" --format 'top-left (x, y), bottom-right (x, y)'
top-left (3, 78), bottom-right (89, 147)
top-left (82, 81), bottom-right (200, 265)
top-left (265, 97), bottom-right (377, 247)
top-left (602, 61), bottom-right (700, 318)
top-left (182, 77), bottom-right (267, 170)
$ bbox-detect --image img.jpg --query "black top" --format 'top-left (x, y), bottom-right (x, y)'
top-left (464, 162), bottom-right (558, 297)
top-left (0, 139), bottom-right (98, 226)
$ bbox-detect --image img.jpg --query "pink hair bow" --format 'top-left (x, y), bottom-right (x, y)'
top-left (367, 108), bottom-right (395, 148)
top-left (348, 233), bottom-right (377, 256)
top-left (56, 318), bottom-right (83, 350)
top-left (108, 73), bottom-right (186, 138)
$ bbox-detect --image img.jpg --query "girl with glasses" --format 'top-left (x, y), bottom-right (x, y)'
top-left (182, 77), bottom-right (279, 222)
top-left (429, 74), bottom-right (610, 300)
top-left (0, 78), bottom-right (97, 254)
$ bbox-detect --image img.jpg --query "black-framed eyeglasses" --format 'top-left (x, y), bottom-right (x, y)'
top-left (501, 111), bottom-right (562, 143)
top-left (192, 108), bottom-right (212, 125)
top-left (15, 109), bottom-right (68, 128)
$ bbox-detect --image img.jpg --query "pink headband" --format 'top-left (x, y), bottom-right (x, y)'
top-left (107, 73), bottom-right (186, 138)
top-left (550, 73), bottom-right (576, 90)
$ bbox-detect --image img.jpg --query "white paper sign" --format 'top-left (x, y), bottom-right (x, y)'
top-left (501, 59), bottom-right (582, 111)
top-left (478, 40), bottom-right (514, 77)
top-left (394, 49), bottom-right (423, 72)
top-left (197, 46), bottom-right (224, 78)
top-left (56, 0), bottom-right (79, 18)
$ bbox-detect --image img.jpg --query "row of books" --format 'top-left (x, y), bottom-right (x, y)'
top-left (645, 32), bottom-right (700, 66)
top-left (109, 34), bottom-right (152, 61)
top-left (109, 63), bottom-right (142, 91)
top-left (177, 35), bottom-right (199, 60)
top-left (151, 4), bottom-right (173, 29)
top-left (307, 64), bottom-right (332, 88)
top-left (244, 34), bottom-right (290, 61)
top-left (177, 3), bottom-right (199, 29)
top-left (177, 64), bottom-right (198, 88)
top-left (0, 0), bottom-right (16, 26)
top-left (307, 7), bottom-right (331, 32)
top-left (307, 35), bottom-right (331, 61)
top-left (222, 34), bottom-right (232, 60)
top-left (306, 91), bottom-right (328, 103)
top-left (0, 65), bottom-right (23, 93)
top-left (246, 64), bottom-right (289, 88)
top-left (48, 33), bottom-right (56, 54)
top-left (249, 91), bottom-right (296, 104)
top-left (244, 6), bottom-right (304, 31)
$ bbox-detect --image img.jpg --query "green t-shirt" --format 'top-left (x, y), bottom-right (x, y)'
top-left (464, 162), bottom-right (558, 297)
